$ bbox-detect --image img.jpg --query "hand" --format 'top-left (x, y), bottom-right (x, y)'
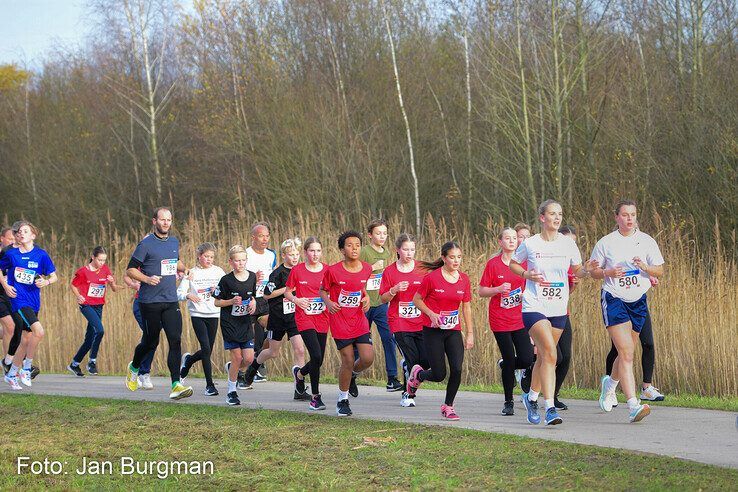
top-left (248, 299), bottom-right (256, 315)
top-left (525, 270), bottom-right (545, 284)
top-left (361, 295), bottom-right (370, 313)
top-left (464, 332), bottom-right (475, 350)
top-left (396, 281), bottom-right (409, 292)
top-left (232, 295), bottom-right (242, 306)
top-left (326, 299), bottom-right (341, 314)
top-left (605, 266), bottom-right (624, 278)
top-left (428, 312), bottom-right (441, 328)
top-left (35, 278), bottom-right (48, 288)
top-left (498, 282), bottom-right (511, 295)
top-left (295, 297), bottom-right (309, 310)
top-left (5, 285), bottom-right (16, 298)
top-left (585, 259), bottom-right (600, 272)
top-left (188, 293), bottom-right (203, 303)
top-left (569, 275), bottom-right (580, 286)
top-left (148, 275), bottom-right (161, 286)
top-left (650, 277), bottom-right (660, 287)
top-left (77, 294), bottom-right (86, 304)
top-left (633, 257), bottom-right (648, 272)
top-left (106, 275), bottom-right (115, 283)
top-left (372, 260), bottom-right (385, 271)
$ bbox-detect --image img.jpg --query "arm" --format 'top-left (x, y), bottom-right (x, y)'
top-left (263, 286), bottom-right (287, 300)
top-left (477, 285), bottom-right (503, 298)
top-left (108, 275), bottom-right (121, 292)
top-left (126, 267), bottom-right (159, 286)
top-left (462, 301), bottom-right (474, 349)
top-left (36, 272), bottom-right (58, 288)
top-left (634, 260), bottom-right (664, 279)
top-left (70, 282), bottom-right (85, 304)
top-left (412, 292), bottom-right (439, 328)
top-left (509, 260), bottom-right (545, 283)
top-left (320, 287), bottom-right (340, 314)
top-left (0, 271), bottom-right (15, 298)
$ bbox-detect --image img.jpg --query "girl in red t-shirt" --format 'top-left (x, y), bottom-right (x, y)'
top-left (379, 233), bottom-right (427, 408)
top-left (478, 227), bottom-right (534, 416)
top-left (320, 231), bottom-right (374, 417)
top-left (68, 246), bottom-right (120, 376)
top-left (284, 236), bottom-right (330, 411)
top-left (407, 241), bottom-right (474, 421)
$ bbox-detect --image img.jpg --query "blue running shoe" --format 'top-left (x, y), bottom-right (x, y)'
top-left (545, 407), bottom-right (563, 425)
top-left (523, 393), bottom-right (541, 425)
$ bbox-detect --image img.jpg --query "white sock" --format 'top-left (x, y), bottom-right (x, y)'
top-left (4, 355), bottom-right (11, 365)
top-left (228, 379), bottom-right (237, 393)
top-left (528, 390), bottom-right (539, 402)
top-left (89, 358), bottom-right (96, 363)
top-left (338, 390), bottom-right (349, 401)
top-left (606, 377), bottom-right (619, 394)
top-left (8, 365), bottom-right (19, 377)
top-left (627, 397), bottom-right (639, 410)
top-left (545, 399), bottom-right (555, 410)
top-left (23, 358), bottom-right (32, 370)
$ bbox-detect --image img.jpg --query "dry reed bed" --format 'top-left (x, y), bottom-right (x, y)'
top-left (31, 208), bottom-right (737, 397)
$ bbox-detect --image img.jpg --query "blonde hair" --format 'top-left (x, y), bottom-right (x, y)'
top-left (228, 245), bottom-right (247, 260)
top-left (280, 237), bottom-right (302, 255)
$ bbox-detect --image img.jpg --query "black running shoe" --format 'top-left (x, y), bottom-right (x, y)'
top-left (2, 360), bottom-right (10, 375)
top-left (336, 398), bottom-right (352, 416)
top-left (386, 376), bottom-right (403, 392)
top-left (293, 365), bottom-right (306, 394)
top-left (204, 385), bottom-right (219, 396)
top-left (502, 400), bottom-right (515, 416)
top-left (237, 371), bottom-right (250, 390)
top-left (554, 398), bottom-right (568, 411)
top-left (521, 367), bottom-right (532, 394)
top-left (244, 364), bottom-right (258, 387)
top-left (294, 389), bottom-right (312, 401)
top-left (309, 394), bottom-right (326, 411)
top-left (87, 361), bottom-right (98, 375)
top-left (349, 373), bottom-right (359, 398)
top-left (180, 352), bottom-right (191, 381)
top-left (30, 365), bottom-right (40, 379)
top-left (67, 364), bottom-right (84, 377)
top-left (253, 370), bottom-right (267, 383)
top-left (226, 391), bottom-right (240, 406)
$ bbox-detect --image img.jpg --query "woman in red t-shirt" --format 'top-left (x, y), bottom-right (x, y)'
top-left (68, 246), bottom-right (120, 376)
top-left (478, 227), bottom-right (534, 416)
top-left (320, 231), bottom-right (374, 417)
top-left (379, 233), bottom-right (427, 408)
top-left (284, 236), bottom-right (330, 411)
top-left (407, 241), bottom-right (474, 421)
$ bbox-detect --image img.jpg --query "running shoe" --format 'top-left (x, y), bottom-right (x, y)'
top-left (293, 365), bottom-right (306, 394)
top-left (606, 391), bottom-right (618, 409)
top-left (640, 386), bottom-right (665, 402)
top-left (523, 393), bottom-right (541, 425)
top-left (400, 392), bottom-right (416, 408)
top-left (336, 398), bottom-right (352, 417)
top-left (30, 365), bottom-right (40, 379)
top-left (125, 362), bottom-right (138, 392)
top-left (497, 358), bottom-right (503, 369)
top-left (514, 369), bottom-right (523, 387)
top-left (180, 352), bottom-right (191, 381)
top-left (226, 391), bottom-right (241, 406)
top-left (440, 404), bottom-right (460, 421)
top-left (628, 403), bottom-right (651, 423)
top-left (407, 364), bottom-right (423, 396)
top-left (138, 373), bottom-right (153, 390)
top-left (309, 394), bottom-right (326, 411)
top-left (237, 371), bottom-right (248, 389)
top-left (4, 374), bottom-right (21, 390)
top-left (19, 369), bottom-right (32, 387)
top-left (554, 398), bottom-right (568, 411)
top-left (243, 365), bottom-right (258, 387)
top-left (169, 382), bottom-right (193, 400)
top-left (224, 361), bottom-right (231, 374)
top-left (67, 364), bottom-right (84, 377)
top-left (386, 376), bottom-right (403, 392)
top-left (545, 407), bottom-right (563, 425)
top-left (254, 370), bottom-right (267, 383)
top-left (204, 385), bottom-right (219, 396)
top-left (599, 375), bottom-right (614, 412)
top-left (520, 367), bottom-right (532, 394)
top-left (400, 358), bottom-right (408, 380)
top-left (294, 389), bottom-right (311, 401)
top-left (502, 400), bottom-right (514, 416)
top-left (348, 373), bottom-right (359, 398)
top-left (86, 361), bottom-right (98, 375)
top-left (1, 360), bottom-right (10, 375)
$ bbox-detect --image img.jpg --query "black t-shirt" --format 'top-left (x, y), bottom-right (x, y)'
top-left (264, 264), bottom-right (296, 327)
top-left (214, 271), bottom-right (256, 343)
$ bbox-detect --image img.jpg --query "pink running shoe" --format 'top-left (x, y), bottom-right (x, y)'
top-left (441, 404), bottom-right (460, 421)
top-left (407, 365), bottom-right (423, 396)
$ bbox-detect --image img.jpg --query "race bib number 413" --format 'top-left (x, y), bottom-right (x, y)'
top-left (338, 290), bottom-right (361, 308)
top-left (14, 268), bottom-right (35, 285)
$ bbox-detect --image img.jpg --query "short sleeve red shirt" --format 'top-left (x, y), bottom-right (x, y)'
top-left (415, 268), bottom-right (472, 331)
top-left (321, 261), bottom-right (372, 339)
top-left (379, 261), bottom-right (426, 333)
top-left (479, 255), bottom-right (525, 332)
top-left (286, 262), bottom-right (330, 334)
top-left (72, 264), bottom-right (113, 306)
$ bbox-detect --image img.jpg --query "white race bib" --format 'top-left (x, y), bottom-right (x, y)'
top-left (305, 297), bottom-right (325, 315)
top-left (196, 287), bottom-right (212, 302)
top-left (500, 287), bottom-right (522, 309)
top-left (160, 259), bottom-right (177, 276)
top-left (231, 300), bottom-right (249, 317)
top-left (617, 269), bottom-right (641, 290)
top-left (338, 289), bottom-right (361, 308)
top-left (399, 301), bottom-right (421, 319)
top-left (256, 280), bottom-right (267, 298)
top-left (367, 273), bottom-right (382, 291)
top-left (439, 310), bottom-right (459, 330)
top-left (283, 299), bottom-right (296, 314)
top-left (14, 267), bottom-right (35, 285)
top-left (87, 283), bottom-right (106, 298)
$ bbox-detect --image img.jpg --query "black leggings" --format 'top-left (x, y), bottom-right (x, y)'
top-left (8, 320), bottom-right (22, 356)
top-left (393, 331), bottom-right (429, 388)
top-left (605, 311), bottom-right (654, 383)
top-left (493, 328), bottom-right (534, 402)
top-left (133, 302), bottom-right (182, 383)
top-left (418, 327), bottom-right (464, 406)
top-left (185, 317), bottom-right (219, 386)
top-left (298, 329), bottom-right (327, 395)
top-left (555, 318), bottom-right (573, 398)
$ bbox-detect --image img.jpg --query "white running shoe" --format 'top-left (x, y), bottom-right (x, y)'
top-left (4, 374), bottom-right (22, 390)
top-left (599, 375), bottom-right (614, 412)
top-left (400, 392), bottom-right (416, 407)
top-left (138, 373), bottom-right (153, 390)
top-left (19, 369), bottom-right (32, 387)
top-left (514, 369), bottom-right (523, 386)
top-left (605, 391), bottom-right (618, 409)
top-left (629, 403), bottom-right (651, 423)
top-left (640, 385), bottom-right (665, 401)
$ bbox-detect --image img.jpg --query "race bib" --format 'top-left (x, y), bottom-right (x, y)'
top-left (305, 297), bottom-right (325, 315)
top-left (367, 273), bottom-right (382, 291)
top-left (500, 287), bottom-right (522, 309)
top-left (160, 259), bottom-right (177, 276)
top-left (196, 287), bottom-right (212, 302)
top-left (338, 289), bottom-right (361, 308)
top-left (439, 310), bottom-right (459, 330)
top-left (539, 282), bottom-right (565, 300)
top-left (618, 269), bottom-right (641, 289)
top-left (87, 283), bottom-right (106, 298)
top-left (14, 267), bottom-right (35, 285)
top-left (231, 299), bottom-right (249, 317)
top-left (399, 301), bottom-right (421, 319)
top-left (256, 280), bottom-right (268, 298)
top-left (283, 299), bottom-right (296, 314)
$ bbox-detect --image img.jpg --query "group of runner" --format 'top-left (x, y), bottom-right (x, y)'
top-left (1, 199), bottom-right (666, 425)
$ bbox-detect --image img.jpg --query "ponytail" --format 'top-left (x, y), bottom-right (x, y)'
top-left (418, 241), bottom-right (461, 271)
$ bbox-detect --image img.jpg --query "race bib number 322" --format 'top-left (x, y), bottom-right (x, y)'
top-left (305, 298), bottom-right (325, 315)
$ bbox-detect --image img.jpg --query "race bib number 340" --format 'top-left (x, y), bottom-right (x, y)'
top-left (338, 290), bottom-right (361, 308)
top-left (439, 310), bottom-right (459, 330)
